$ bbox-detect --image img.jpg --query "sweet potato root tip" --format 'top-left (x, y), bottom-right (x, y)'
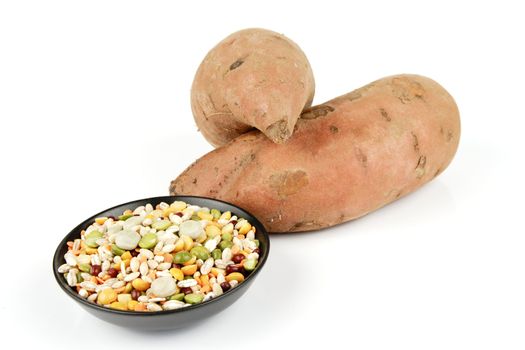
top-left (265, 119), bottom-right (291, 143)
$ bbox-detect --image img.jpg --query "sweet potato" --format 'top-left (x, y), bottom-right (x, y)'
top-left (172, 74), bottom-right (460, 232)
top-left (191, 28), bottom-right (315, 147)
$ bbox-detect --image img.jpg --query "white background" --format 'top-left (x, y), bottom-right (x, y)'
top-left (1, 1), bottom-right (524, 349)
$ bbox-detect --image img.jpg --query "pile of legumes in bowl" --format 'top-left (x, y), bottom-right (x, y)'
top-left (53, 196), bottom-right (268, 328)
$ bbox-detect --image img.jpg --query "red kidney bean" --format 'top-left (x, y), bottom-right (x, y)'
top-left (90, 264), bottom-right (101, 276)
top-left (175, 212), bottom-right (183, 217)
top-left (180, 287), bottom-right (193, 295)
top-left (226, 264), bottom-right (244, 275)
top-left (131, 289), bottom-right (141, 300)
top-left (253, 248), bottom-right (261, 255)
top-left (171, 263), bottom-right (181, 269)
top-left (220, 281), bottom-right (231, 292)
top-left (232, 254), bottom-right (244, 264)
top-left (107, 267), bottom-right (118, 278)
top-left (230, 220), bottom-right (237, 226)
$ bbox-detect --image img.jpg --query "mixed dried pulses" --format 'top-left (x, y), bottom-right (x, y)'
top-left (58, 201), bottom-right (260, 312)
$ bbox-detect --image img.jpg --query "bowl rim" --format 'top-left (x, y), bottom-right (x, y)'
top-left (52, 195), bottom-right (270, 316)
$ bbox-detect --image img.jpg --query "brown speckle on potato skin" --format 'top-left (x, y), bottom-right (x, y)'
top-left (355, 148), bottom-right (368, 168)
top-left (207, 93), bottom-right (217, 110)
top-left (391, 76), bottom-right (425, 104)
top-left (347, 82), bottom-right (376, 102)
top-left (385, 189), bottom-right (402, 199)
top-left (380, 108), bottom-right (391, 122)
top-left (301, 105), bottom-right (335, 120)
top-left (269, 170), bottom-right (309, 198)
top-left (266, 119), bottom-right (290, 143)
top-left (233, 152), bottom-right (256, 173)
top-left (411, 132), bottom-right (419, 152)
top-left (229, 59), bottom-right (244, 71)
top-left (415, 155), bottom-right (427, 178)
top-left (330, 125), bottom-right (339, 134)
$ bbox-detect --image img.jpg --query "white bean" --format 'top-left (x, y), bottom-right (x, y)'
top-left (139, 249), bottom-right (154, 259)
top-left (156, 262), bottom-right (172, 271)
top-left (66, 270), bottom-right (77, 287)
top-left (64, 252), bottom-right (77, 267)
top-left (130, 257), bottom-right (140, 272)
top-left (58, 264), bottom-right (71, 273)
top-left (163, 300), bottom-right (185, 310)
top-left (222, 248), bottom-right (232, 262)
top-left (140, 262), bottom-right (149, 276)
top-left (147, 260), bottom-right (159, 270)
top-left (124, 272), bottom-right (140, 282)
top-left (200, 258), bottom-right (214, 275)
top-left (177, 279), bottom-right (198, 288)
top-left (147, 303), bottom-right (162, 312)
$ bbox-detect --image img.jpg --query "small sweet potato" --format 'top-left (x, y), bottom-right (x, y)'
top-left (191, 28), bottom-right (315, 147)
top-left (172, 74), bottom-right (460, 232)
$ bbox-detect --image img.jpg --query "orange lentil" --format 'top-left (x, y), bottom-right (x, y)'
top-left (195, 275), bottom-right (202, 286)
top-left (200, 274), bottom-right (209, 286)
top-left (211, 268), bottom-right (224, 277)
top-left (163, 253), bottom-right (173, 263)
top-left (113, 286), bottom-right (126, 294)
top-left (134, 303), bottom-right (147, 312)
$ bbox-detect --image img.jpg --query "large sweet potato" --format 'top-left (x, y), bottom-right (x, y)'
top-left (172, 74), bottom-right (460, 232)
top-left (191, 28), bottom-right (315, 147)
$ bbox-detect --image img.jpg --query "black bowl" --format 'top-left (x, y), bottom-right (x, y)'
top-left (53, 195), bottom-right (270, 331)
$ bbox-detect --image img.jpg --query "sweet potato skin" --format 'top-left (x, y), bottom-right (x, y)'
top-left (173, 75), bottom-right (460, 232)
top-left (191, 28), bottom-right (315, 147)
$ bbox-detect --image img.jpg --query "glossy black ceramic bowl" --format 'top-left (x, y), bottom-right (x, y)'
top-left (53, 196), bottom-right (269, 331)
